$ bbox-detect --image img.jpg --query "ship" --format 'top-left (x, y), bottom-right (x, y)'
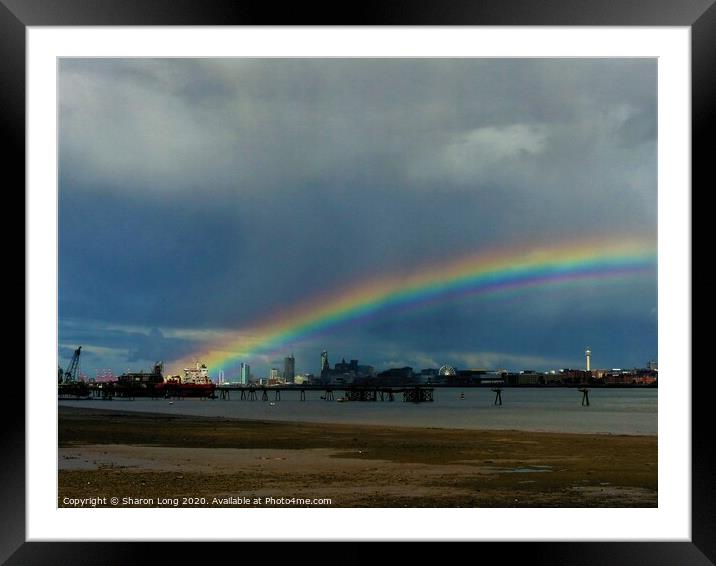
top-left (154, 361), bottom-right (217, 398)
top-left (116, 362), bottom-right (165, 392)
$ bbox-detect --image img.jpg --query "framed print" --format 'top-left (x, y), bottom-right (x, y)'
top-left (9, 0), bottom-right (707, 564)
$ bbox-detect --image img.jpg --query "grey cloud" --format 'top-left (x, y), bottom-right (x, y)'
top-left (59, 58), bottom-right (656, 192)
top-left (59, 319), bottom-right (199, 371)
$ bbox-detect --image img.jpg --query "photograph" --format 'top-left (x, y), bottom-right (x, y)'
top-left (56, 57), bottom-right (659, 510)
top-left (5, 1), bottom-right (705, 559)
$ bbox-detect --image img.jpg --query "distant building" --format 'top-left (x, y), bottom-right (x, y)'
top-left (376, 367), bottom-right (414, 385)
top-left (559, 368), bottom-right (591, 384)
top-left (506, 371), bottom-right (543, 385)
top-left (334, 358), bottom-right (358, 373)
top-left (320, 351), bottom-right (330, 378)
top-left (477, 371), bottom-right (506, 385)
top-left (416, 368), bottom-right (439, 384)
top-left (240, 362), bottom-right (250, 385)
top-left (455, 369), bottom-right (487, 384)
top-left (544, 371), bottom-right (563, 384)
top-left (283, 355), bottom-right (295, 383)
top-left (318, 353), bottom-right (374, 384)
top-left (633, 368), bottom-right (658, 384)
top-left (294, 374), bottom-right (314, 385)
top-left (601, 367), bottom-right (657, 385)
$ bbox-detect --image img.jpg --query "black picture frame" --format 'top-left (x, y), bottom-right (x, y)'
top-left (8, 1), bottom-right (706, 564)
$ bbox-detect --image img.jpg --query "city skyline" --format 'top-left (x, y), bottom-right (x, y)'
top-left (58, 58), bottom-right (657, 377)
top-left (200, 347), bottom-right (657, 383)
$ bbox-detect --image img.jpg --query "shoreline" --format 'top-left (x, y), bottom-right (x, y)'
top-left (58, 406), bottom-right (657, 507)
top-left (57, 397), bottom-right (658, 437)
top-left (58, 403), bottom-right (654, 436)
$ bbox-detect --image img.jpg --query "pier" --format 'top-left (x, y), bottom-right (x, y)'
top-left (214, 385), bottom-right (435, 403)
top-left (69, 383), bottom-right (437, 403)
top-left (58, 383), bottom-right (90, 399)
top-left (59, 382), bottom-right (625, 406)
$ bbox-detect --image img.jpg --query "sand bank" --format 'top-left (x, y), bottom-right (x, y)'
top-left (58, 406), bottom-right (657, 507)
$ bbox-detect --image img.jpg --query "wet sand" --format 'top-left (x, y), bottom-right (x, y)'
top-left (58, 406), bottom-right (657, 507)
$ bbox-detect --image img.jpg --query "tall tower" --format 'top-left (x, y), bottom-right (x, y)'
top-left (585, 348), bottom-right (591, 372)
top-left (283, 354), bottom-right (295, 383)
top-left (320, 351), bottom-right (329, 378)
top-left (240, 362), bottom-right (250, 385)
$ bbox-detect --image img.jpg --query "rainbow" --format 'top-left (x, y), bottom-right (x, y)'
top-left (172, 236), bottom-right (656, 373)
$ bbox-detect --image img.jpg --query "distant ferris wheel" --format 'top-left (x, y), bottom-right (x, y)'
top-left (439, 365), bottom-right (456, 376)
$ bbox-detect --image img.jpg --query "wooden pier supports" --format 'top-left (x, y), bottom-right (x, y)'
top-left (402, 387), bottom-right (434, 403)
top-left (579, 388), bottom-right (590, 406)
top-left (346, 389), bottom-right (377, 401)
top-left (492, 387), bottom-right (503, 406)
top-left (377, 389), bottom-right (395, 401)
top-left (95, 387), bottom-right (114, 401)
top-left (57, 383), bottom-right (90, 399)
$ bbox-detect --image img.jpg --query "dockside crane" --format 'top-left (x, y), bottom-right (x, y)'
top-left (62, 346), bottom-right (82, 384)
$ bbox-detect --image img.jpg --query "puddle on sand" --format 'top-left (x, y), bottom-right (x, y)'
top-left (505, 465), bottom-right (553, 473)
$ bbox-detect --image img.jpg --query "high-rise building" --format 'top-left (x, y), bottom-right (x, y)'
top-left (320, 351), bottom-right (329, 378)
top-left (240, 362), bottom-right (250, 385)
top-left (283, 354), bottom-right (295, 383)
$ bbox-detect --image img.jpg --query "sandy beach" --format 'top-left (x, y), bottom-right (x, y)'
top-left (58, 406), bottom-right (657, 507)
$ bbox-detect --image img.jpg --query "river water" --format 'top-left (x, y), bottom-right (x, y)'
top-left (59, 387), bottom-right (657, 435)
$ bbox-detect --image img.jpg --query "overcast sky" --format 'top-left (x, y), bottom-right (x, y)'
top-left (58, 58), bottom-right (657, 378)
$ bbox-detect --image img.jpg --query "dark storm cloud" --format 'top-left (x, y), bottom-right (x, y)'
top-left (58, 58), bottom-right (657, 375)
top-left (308, 277), bottom-right (657, 372)
top-left (58, 319), bottom-right (199, 371)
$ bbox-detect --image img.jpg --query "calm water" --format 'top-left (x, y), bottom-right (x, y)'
top-left (59, 388), bottom-right (657, 435)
